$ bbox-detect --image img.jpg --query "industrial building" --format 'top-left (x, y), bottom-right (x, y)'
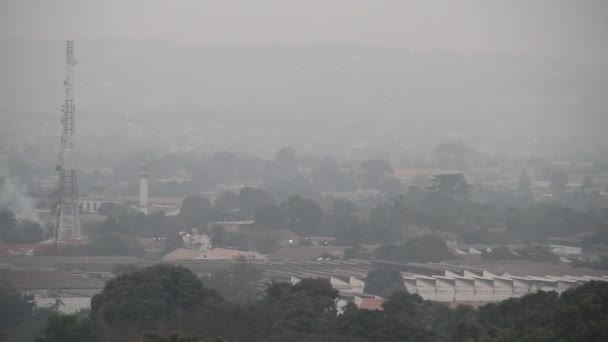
top-left (401, 271), bottom-right (608, 303)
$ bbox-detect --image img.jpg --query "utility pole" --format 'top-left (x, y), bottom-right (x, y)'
top-left (56, 40), bottom-right (81, 241)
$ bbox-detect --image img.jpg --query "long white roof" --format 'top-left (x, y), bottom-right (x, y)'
top-left (402, 273), bottom-right (607, 283)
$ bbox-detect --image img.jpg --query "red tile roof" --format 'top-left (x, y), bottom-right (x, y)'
top-left (358, 298), bottom-right (385, 311)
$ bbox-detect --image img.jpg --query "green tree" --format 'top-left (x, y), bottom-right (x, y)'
top-left (15, 220), bottom-right (45, 243)
top-left (478, 291), bottom-right (559, 334)
top-left (179, 196), bottom-right (213, 229)
top-left (97, 202), bottom-right (130, 221)
top-left (280, 196), bottom-right (323, 236)
top-left (332, 215), bottom-right (366, 246)
top-left (267, 175), bottom-right (319, 202)
top-left (360, 159), bottom-right (393, 188)
top-left (379, 176), bottom-right (404, 198)
top-left (238, 187), bottom-right (275, 217)
top-left (254, 205), bottom-right (284, 230)
top-left (224, 232), bottom-right (250, 251)
top-left (214, 191), bottom-right (239, 213)
top-left (210, 225), bottom-right (228, 248)
top-left (451, 322), bottom-right (483, 342)
top-left (266, 278), bottom-right (339, 333)
top-left (210, 226), bottom-right (249, 250)
top-left (429, 173), bottom-right (472, 201)
top-left (206, 257), bottom-right (262, 302)
top-left (95, 217), bottom-right (128, 237)
top-left (480, 328), bottom-right (556, 342)
top-left (364, 268), bottom-right (407, 298)
top-left (142, 333), bottom-right (201, 342)
top-left (0, 279), bottom-right (35, 341)
top-left (553, 281), bottom-right (608, 341)
top-left (0, 209), bottom-right (45, 244)
top-left (312, 158), bottom-right (357, 192)
top-left (331, 199), bottom-right (357, 217)
top-left (35, 313), bottom-right (97, 342)
top-left (337, 292), bottom-right (444, 341)
top-left (375, 235), bottom-right (453, 262)
top-left (506, 202), bottom-right (602, 241)
top-left (0, 209), bottom-right (18, 242)
top-left (91, 264), bottom-right (222, 324)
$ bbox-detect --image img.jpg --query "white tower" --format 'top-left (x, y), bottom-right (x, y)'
top-left (57, 40), bottom-right (81, 240)
top-left (138, 167), bottom-right (150, 214)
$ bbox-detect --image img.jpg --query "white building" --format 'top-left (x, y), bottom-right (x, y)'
top-left (550, 244), bottom-right (582, 256)
top-left (400, 271), bottom-right (605, 303)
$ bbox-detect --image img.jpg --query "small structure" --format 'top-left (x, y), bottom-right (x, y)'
top-left (138, 166), bottom-right (150, 214)
top-left (354, 296), bottom-right (385, 310)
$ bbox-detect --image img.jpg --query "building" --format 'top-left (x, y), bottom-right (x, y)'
top-left (401, 271), bottom-right (606, 304)
top-left (79, 194), bottom-right (120, 213)
top-left (277, 260), bottom-right (608, 307)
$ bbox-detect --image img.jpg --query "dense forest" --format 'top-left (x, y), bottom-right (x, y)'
top-left (2, 264), bottom-right (608, 342)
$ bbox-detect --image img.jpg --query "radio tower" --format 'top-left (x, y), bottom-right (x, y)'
top-left (56, 40), bottom-right (81, 240)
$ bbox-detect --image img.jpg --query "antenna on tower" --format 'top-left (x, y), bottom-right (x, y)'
top-left (56, 40), bottom-right (81, 241)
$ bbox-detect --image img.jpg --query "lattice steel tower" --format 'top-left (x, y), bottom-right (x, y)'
top-left (56, 40), bottom-right (81, 240)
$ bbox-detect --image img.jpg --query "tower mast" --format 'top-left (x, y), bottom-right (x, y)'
top-left (138, 166), bottom-right (150, 215)
top-left (57, 40), bottom-right (81, 240)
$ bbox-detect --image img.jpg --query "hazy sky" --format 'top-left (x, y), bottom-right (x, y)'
top-left (1, 0), bottom-right (607, 63)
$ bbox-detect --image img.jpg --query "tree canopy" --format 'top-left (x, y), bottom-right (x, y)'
top-left (179, 195), bottom-right (213, 229)
top-left (0, 278), bottom-right (36, 340)
top-left (375, 235), bottom-right (454, 262)
top-left (363, 268), bottom-right (407, 298)
top-left (280, 196), bottom-right (323, 236)
top-left (238, 187), bottom-right (275, 217)
top-left (91, 264), bottom-right (222, 324)
top-left (360, 159), bottom-right (393, 188)
top-left (429, 173), bottom-right (472, 201)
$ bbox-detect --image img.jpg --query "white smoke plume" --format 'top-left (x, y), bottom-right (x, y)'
top-left (0, 170), bottom-right (41, 223)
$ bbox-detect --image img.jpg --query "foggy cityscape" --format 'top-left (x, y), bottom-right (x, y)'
top-left (1, 1), bottom-right (608, 341)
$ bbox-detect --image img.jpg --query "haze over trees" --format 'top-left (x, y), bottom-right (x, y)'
top-left (23, 155), bottom-right (600, 263)
top-left (2, 3), bottom-right (608, 341)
